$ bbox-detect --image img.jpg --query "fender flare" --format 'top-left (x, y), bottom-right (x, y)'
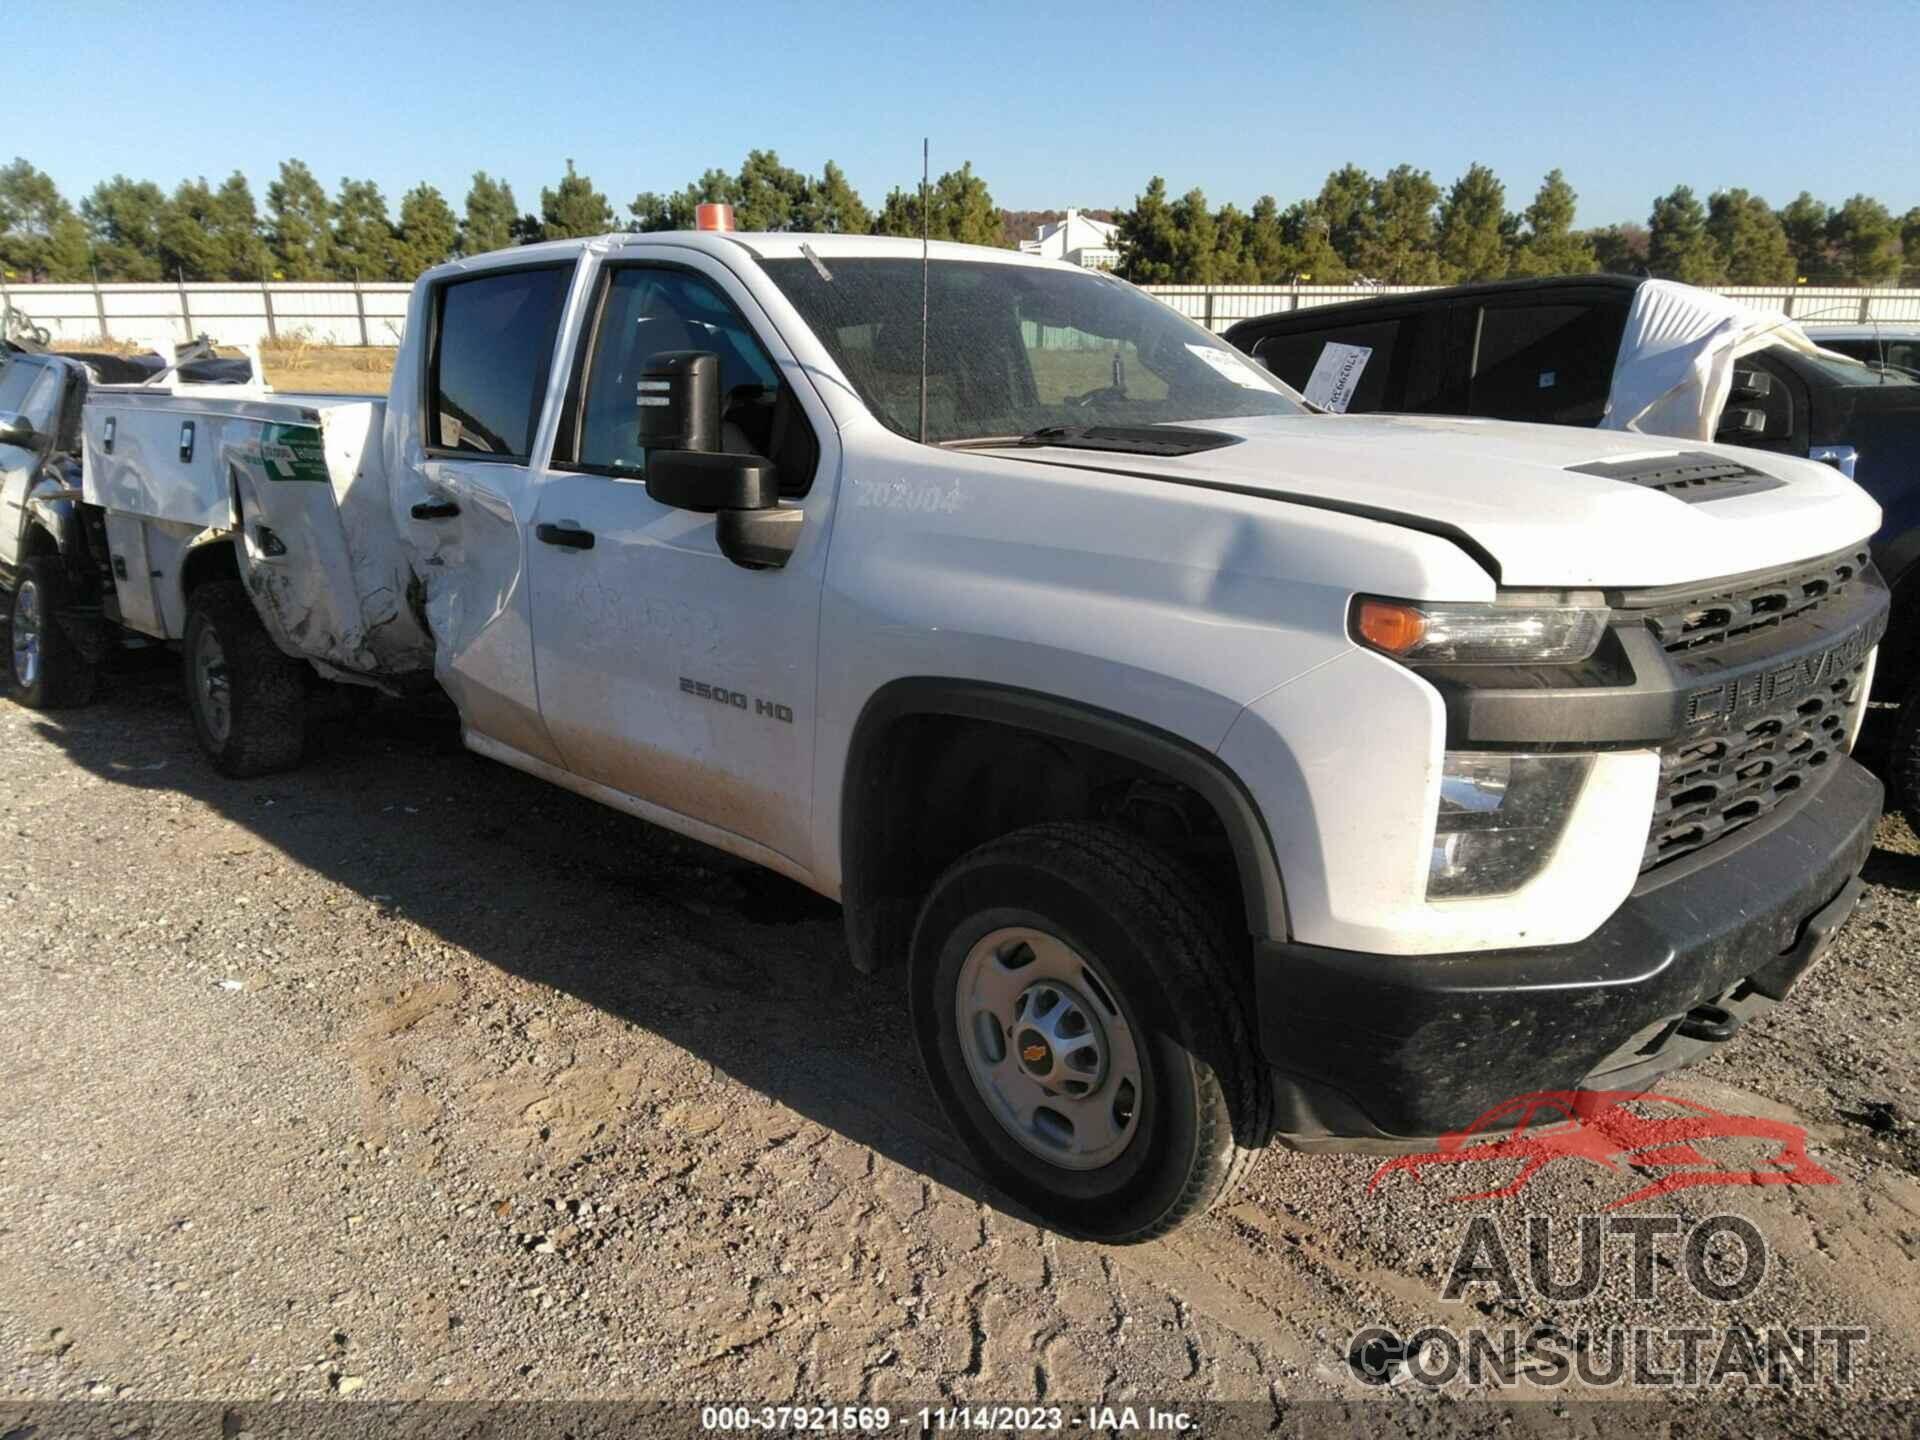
top-left (839, 678), bottom-right (1290, 972)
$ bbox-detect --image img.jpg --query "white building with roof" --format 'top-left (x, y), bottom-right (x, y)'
top-left (1019, 209), bottom-right (1121, 270)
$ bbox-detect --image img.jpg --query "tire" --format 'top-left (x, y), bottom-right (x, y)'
top-left (910, 821), bottom-right (1270, 1243)
top-left (8, 554), bottom-right (98, 709)
top-left (181, 580), bottom-right (307, 777)
top-left (1895, 673), bottom-right (1920, 834)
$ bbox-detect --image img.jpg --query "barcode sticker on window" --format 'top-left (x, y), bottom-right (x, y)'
top-left (1302, 343), bottom-right (1372, 413)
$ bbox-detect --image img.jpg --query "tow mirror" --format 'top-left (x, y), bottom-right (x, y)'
top-left (636, 350), bottom-right (722, 452)
top-left (640, 350), bottom-right (802, 571)
top-left (0, 410), bottom-right (37, 449)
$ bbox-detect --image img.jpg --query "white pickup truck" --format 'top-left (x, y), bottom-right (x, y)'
top-left (0, 234), bottom-right (1890, 1241)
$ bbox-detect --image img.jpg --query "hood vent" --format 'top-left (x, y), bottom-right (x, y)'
top-left (1568, 451), bottom-right (1786, 503)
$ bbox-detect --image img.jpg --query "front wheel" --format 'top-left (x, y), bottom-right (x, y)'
top-left (910, 822), bottom-right (1269, 1243)
top-left (182, 580), bottom-right (308, 777)
top-left (8, 555), bottom-right (97, 709)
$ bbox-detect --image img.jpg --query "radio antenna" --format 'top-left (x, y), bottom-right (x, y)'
top-left (919, 137), bottom-right (930, 445)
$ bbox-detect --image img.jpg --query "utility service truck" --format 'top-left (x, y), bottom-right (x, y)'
top-left (0, 232), bottom-right (1890, 1241)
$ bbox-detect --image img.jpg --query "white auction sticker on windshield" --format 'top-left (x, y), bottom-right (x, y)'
top-left (1302, 342), bottom-right (1372, 413)
top-left (1186, 343), bottom-right (1274, 390)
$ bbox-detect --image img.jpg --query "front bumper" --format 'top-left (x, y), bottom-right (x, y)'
top-left (1255, 756), bottom-right (1882, 1148)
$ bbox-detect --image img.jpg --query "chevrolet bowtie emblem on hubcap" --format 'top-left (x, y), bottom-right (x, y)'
top-left (1023, 1043), bottom-right (1049, 1065)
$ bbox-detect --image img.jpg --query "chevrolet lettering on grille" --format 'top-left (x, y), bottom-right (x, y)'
top-left (1681, 615), bottom-right (1885, 727)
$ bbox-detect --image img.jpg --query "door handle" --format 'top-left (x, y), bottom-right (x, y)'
top-left (411, 498), bottom-right (460, 520)
top-left (535, 522), bottom-right (595, 550)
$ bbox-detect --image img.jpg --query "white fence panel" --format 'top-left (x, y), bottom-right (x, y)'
top-left (5, 278), bottom-right (1919, 345)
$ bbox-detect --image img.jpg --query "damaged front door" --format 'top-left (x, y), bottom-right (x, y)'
top-left (524, 255), bottom-right (834, 873)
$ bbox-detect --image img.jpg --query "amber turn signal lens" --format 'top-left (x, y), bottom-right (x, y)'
top-left (1354, 599), bottom-right (1428, 655)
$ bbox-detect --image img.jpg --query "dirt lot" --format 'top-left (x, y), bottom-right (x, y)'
top-left (2, 654), bottom-right (1918, 1427)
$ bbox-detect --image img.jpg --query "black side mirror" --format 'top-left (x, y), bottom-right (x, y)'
top-left (639, 352), bottom-right (802, 571)
top-left (647, 452), bottom-right (801, 569)
top-left (0, 410), bottom-right (37, 449)
top-left (636, 350), bottom-right (722, 452)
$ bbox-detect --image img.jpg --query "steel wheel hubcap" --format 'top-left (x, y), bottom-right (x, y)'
top-left (955, 926), bottom-right (1142, 1171)
top-left (11, 579), bottom-right (41, 688)
top-left (195, 627), bottom-right (232, 744)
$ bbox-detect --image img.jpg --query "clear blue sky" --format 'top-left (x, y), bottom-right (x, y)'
top-left (18, 0), bottom-right (1918, 229)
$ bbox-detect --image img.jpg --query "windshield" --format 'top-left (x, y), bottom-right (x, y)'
top-left (1794, 345), bottom-right (1919, 387)
top-left (759, 257), bottom-right (1306, 444)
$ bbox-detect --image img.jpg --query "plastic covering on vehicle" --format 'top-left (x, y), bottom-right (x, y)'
top-left (1601, 280), bottom-right (1824, 439)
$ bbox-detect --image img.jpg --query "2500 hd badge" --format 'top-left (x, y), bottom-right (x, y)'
top-left (680, 676), bottom-right (795, 724)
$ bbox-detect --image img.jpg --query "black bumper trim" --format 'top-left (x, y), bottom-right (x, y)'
top-left (1255, 757), bottom-right (1882, 1146)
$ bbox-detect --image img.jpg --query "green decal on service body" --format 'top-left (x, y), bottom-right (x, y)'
top-left (258, 424), bottom-right (329, 482)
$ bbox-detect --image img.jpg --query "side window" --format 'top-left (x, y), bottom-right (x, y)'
top-left (429, 266), bottom-right (572, 460)
top-left (21, 365), bottom-right (63, 431)
top-left (1253, 318), bottom-right (1404, 412)
top-left (0, 357), bottom-right (44, 414)
top-left (1467, 302), bottom-right (1625, 426)
top-left (569, 266), bottom-right (813, 492)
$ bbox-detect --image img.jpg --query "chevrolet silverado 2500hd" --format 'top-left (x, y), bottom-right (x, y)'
top-left (0, 235), bottom-right (1889, 1241)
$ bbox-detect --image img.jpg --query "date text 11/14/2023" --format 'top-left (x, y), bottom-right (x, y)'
top-left (698, 1405), bottom-right (1198, 1433)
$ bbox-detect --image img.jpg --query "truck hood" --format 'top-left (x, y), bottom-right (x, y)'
top-left (981, 413), bottom-right (1882, 588)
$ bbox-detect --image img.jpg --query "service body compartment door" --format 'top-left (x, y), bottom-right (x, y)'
top-left (524, 254), bottom-right (836, 871)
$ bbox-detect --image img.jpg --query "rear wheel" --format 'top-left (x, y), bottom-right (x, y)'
top-left (910, 822), bottom-right (1269, 1243)
top-left (182, 580), bottom-right (307, 777)
top-left (8, 555), bottom-right (97, 709)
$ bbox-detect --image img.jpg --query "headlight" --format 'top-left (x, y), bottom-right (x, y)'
top-left (1353, 596), bottom-right (1608, 664)
top-left (1428, 752), bottom-right (1594, 899)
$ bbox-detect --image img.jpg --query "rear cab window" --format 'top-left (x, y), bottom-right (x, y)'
top-left (1466, 300), bottom-right (1627, 425)
top-left (427, 265), bottom-right (574, 460)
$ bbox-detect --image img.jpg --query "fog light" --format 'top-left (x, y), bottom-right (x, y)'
top-left (1428, 752), bottom-right (1594, 900)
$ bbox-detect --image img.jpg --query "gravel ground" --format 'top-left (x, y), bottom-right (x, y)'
top-left (2, 657), bottom-right (1917, 1426)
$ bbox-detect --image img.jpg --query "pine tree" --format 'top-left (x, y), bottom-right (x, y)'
top-left (1648, 186), bottom-right (1722, 284)
top-left (1825, 195), bottom-right (1901, 285)
top-left (1357, 165), bottom-right (1443, 284)
top-left (1706, 190), bottom-right (1794, 284)
top-left (157, 177), bottom-right (225, 280)
top-left (871, 163), bottom-right (1001, 247)
top-left (266, 160), bottom-right (333, 280)
top-left (330, 178), bottom-right (397, 280)
top-left (0, 158), bottom-right (90, 281)
top-left (1436, 163), bottom-right (1507, 281)
top-left (1508, 171), bottom-right (1594, 276)
top-left (211, 172), bottom-right (268, 280)
top-left (80, 176), bottom-right (168, 281)
top-left (541, 160), bottom-right (613, 241)
top-left (1314, 165), bottom-right (1375, 271)
top-left (461, 172), bottom-right (518, 256)
top-left (1777, 192), bottom-right (1832, 280)
top-left (795, 161), bottom-right (871, 234)
top-left (1115, 177), bottom-right (1181, 283)
top-left (395, 183), bottom-right (458, 277)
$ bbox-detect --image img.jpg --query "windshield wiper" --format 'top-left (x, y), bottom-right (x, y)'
top-left (947, 424), bottom-right (1240, 457)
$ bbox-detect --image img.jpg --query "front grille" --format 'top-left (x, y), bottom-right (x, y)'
top-left (1637, 547), bottom-right (1872, 654)
top-left (1641, 635), bottom-right (1872, 871)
